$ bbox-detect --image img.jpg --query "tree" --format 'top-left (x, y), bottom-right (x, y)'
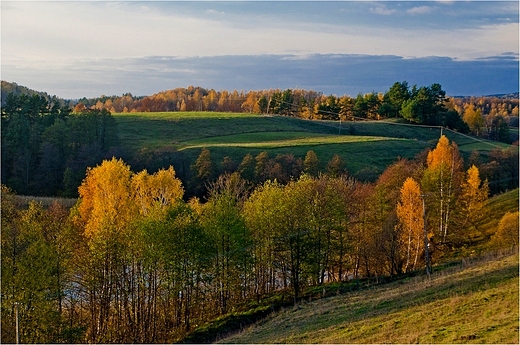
top-left (202, 181), bottom-right (252, 314)
top-left (303, 150), bottom-right (320, 177)
top-left (243, 180), bottom-right (286, 299)
top-left (396, 177), bottom-right (424, 272)
top-left (492, 211), bottom-right (519, 249)
top-left (193, 148), bottom-right (214, 184)
top-left (257, 95), bottom-right (268, 114)
top-left (254, 151), bottom-right (270, 183)
top-left (401, 84), bottom-right (448, 125)
top-left (421, 135), bottom-right (464, 245)
top-left (463, 106), bottom-right (484, 136)
top-left (77, 157), bottom-right (135, 239)
top-left (326, 154), bottom-right (347, 177)
top-left (373, 158), bottom-right (421, 275)
top-left (238, 153), bottom-right (255, 182)
top-left (132, 166), bottom-right (184, 218)
top-left (75, 158), bottom-right (137, 342)
top-left (459, 165), bottom-right (489, 229)
top-left (382, 81), bottom-right (410, 118)
top-left (220, 156), bottom-right (237, 175)
top-left (1, 193), bottom-right (76, 343)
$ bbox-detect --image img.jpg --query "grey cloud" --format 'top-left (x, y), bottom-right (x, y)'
top-left (3, 54), bottom-right (518, 99)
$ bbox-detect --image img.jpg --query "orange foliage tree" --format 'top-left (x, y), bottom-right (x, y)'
top-left (396, 177), bottom-right (424, 272)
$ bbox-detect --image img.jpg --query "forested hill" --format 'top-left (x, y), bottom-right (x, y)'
top-left (0, 81), bottom-right (70, 107)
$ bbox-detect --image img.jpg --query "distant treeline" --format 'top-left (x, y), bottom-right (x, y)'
top-left (2, 80), bottom-right (518, 141)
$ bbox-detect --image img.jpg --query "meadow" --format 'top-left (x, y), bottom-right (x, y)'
top-left (114, 112), bottom-right (510, 178)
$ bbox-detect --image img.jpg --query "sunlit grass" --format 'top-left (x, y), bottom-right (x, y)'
top-left (179, 132), bottom-right (406, 150)
top-left (220, 253), bottom-right (519, 344)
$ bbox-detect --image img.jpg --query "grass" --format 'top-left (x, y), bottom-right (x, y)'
top-left (219, 252), bottom-right (519, 344)
top-left (178, 132), bottom-right (403, 149)
top-left (113, 112), bottom-right (512, 179)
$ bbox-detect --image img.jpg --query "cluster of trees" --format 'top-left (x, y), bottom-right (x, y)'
top-left (454, 96), bottom-right (519, 143)
top-left (1, 93), bottom-right (120, 197)
top-left (189, 149), bottom-right (347, 197)
top-left (4, 135), bottom-right (514, 343)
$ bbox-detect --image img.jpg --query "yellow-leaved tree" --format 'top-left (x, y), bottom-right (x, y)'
top-left (463, 106), bottom-right (484, 136)
top-left (422, 135), bottom-right (463, 244)
top-left (132, 166), bottom-right (184, 218)
top-left (493, 211), bottom-right (519, 249)
top-left (76, 158), bottom-right (137, 342)
top-left (76, 158), bottom-right (185, 342)
top-left (78, 157), bottom-right (136, 240)
top-left (459, 165), bottom-right (489, 229)
top-left (396, 177), bottom-right (424, 272)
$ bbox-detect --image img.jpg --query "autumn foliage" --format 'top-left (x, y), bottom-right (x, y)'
top-left (1, 135), bottom-right (516, 343)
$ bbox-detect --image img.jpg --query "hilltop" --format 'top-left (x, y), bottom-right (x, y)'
top-left (1, 81), bottom-right (518, 199)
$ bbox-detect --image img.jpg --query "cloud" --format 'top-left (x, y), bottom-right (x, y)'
top-left (3, 54), bottom-right (517, 99)
top-left (407, 6), bottom-right (435, 15)
top-left (206, 9), bottom-right (225, 15)
top-left (370, 5), bottom-right (397, 15)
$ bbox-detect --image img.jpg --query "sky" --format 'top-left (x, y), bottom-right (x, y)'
top-left (1, 1), bottom-right (519, 99)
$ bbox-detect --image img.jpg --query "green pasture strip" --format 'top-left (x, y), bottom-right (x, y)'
top-left (334, 120), bottom-right (510, 152)
top-left (178, 133), bottom-right (403, 150)
top-left (112, 112), bottom-right (512, 180)
top-left (219, 253), bottom-right (519, 344)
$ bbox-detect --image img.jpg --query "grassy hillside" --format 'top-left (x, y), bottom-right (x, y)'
top-left (219, 252), bottom-right (519, 344)
top-left (176, 190), bottom-right (519, 344)
top-left (114, 112), bottom-right (510, 178)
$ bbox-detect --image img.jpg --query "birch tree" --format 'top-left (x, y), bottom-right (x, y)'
top-left (396, 177), bottom-right (424, 272)
top-left (421, 135), bottom-right (463, 245)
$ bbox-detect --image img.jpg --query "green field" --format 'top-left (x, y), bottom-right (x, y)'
top-left (219, 252), bottom-right (519, 344)
top-left (114, 112), bottom-right (511, 178)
